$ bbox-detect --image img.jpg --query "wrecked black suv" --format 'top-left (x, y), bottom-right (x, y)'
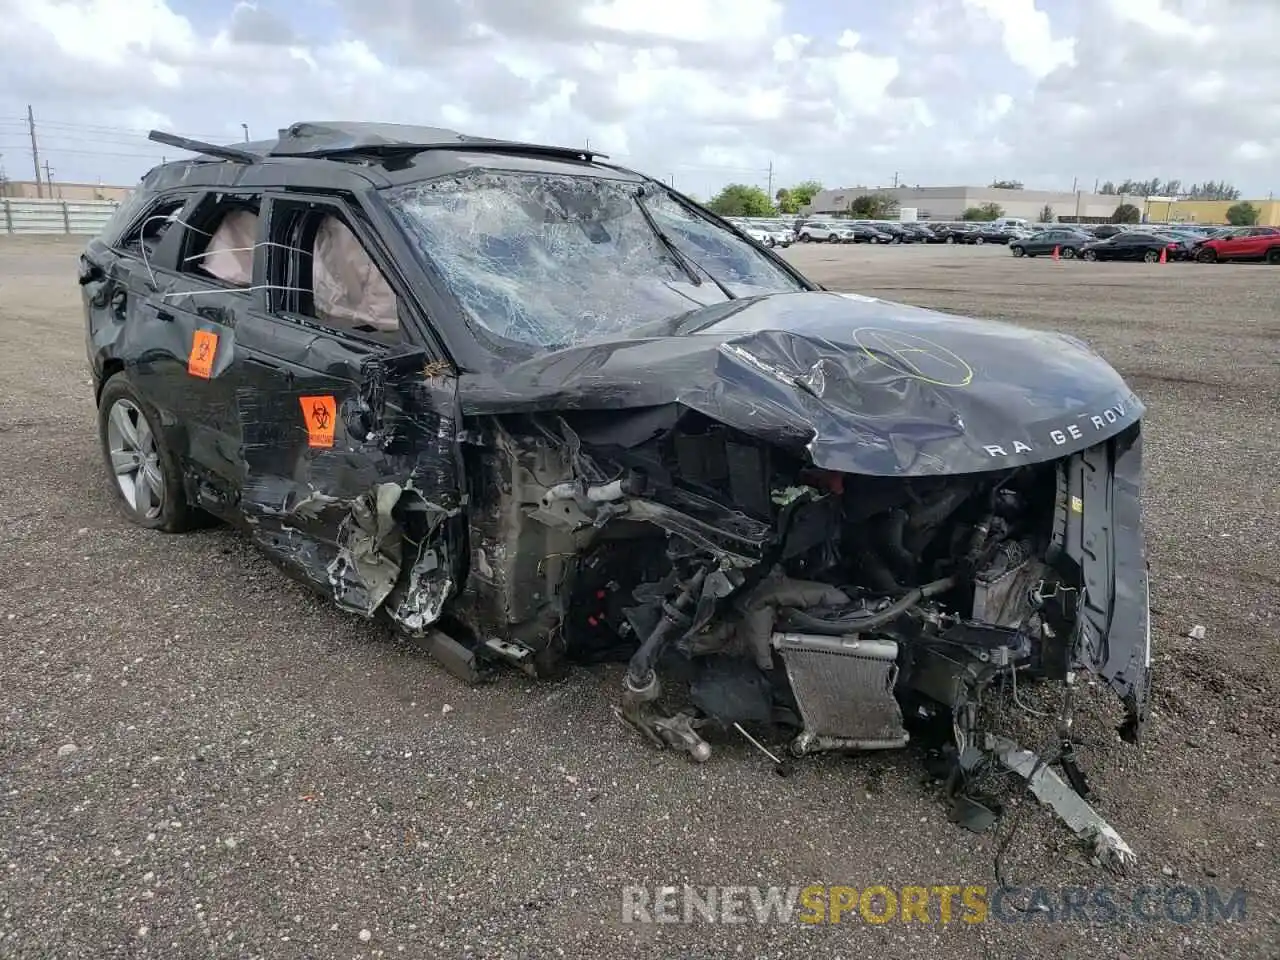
top-left (82, 122), bottom-right (1151, 866)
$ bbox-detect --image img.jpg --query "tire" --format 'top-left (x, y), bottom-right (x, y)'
top-left (1143, 250), bottom-right (1160, 263)
top-left (828, 234), bottom-right (840, 243)
top-left (974, 236), bottom-right (985, 245)
top-left (945, 236), bottom-right (955, 244)
top-left (1062, 247), bottom-right (1077, 259)
top-left (1083, 249), bottom-right (1098, 261)
top-left (1267, 248), bottom-right (1280, 265)
top-left (1011, 246), bottom-right (1024, 257)
top-left (799, 234), bottom-right (810, 243)
top-left (1196, 247), bottom-right (1216, 263)
top-left (97, 373), bottom-right (198, 532)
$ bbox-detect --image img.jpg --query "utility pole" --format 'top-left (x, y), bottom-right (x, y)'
top-left (43, 160), bottom-right (54, 196)
top-left (241, 122), bottom-right (250, 142)
top-left (892, 170), bottom-right (899, 188)
top-left (27, 105), bottom-right (43, 198)
top-left (766, 161), bottom-right (773, 199)
top-left (1071, 176), bottom-right (1078, 193)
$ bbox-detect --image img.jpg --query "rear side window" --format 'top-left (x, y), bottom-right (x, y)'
top-left (97, 189), bottom-right (148, 245)
top-left (116, 195), bottom-right (189, 259)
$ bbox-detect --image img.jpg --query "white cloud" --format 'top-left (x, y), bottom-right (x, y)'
top-left (962, 0), bottom-right (1075, 78)
top-left (0, 0), bottom-right (1275, 199)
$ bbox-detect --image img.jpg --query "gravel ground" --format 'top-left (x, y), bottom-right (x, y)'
top-left (1, 237), bottom-right (1276, 959)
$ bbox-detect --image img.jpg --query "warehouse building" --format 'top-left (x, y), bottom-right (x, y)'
top-left (0, 179), bottom-right (133, 202)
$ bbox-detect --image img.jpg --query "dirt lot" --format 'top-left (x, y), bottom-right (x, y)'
top-left (1, 237), bottom-right (1276, 959)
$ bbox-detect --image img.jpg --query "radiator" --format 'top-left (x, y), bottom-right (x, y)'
top-left (772, 632), bottom-right (909, 754)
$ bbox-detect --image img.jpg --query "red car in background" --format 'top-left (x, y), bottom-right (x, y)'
top-left (1194, 226), bottom-right (1280, 263)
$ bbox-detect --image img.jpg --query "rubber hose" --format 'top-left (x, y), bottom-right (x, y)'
top-left (779, 575), bottom-right (957, 636)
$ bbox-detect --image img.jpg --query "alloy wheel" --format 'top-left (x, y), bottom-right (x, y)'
top-left (105, 398), bottom-right (165, 520)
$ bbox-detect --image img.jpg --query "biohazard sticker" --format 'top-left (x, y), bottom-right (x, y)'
top-left (187, 330), bottom-right (219, 379)
top-left (299, 395), bottom-right (337, 448)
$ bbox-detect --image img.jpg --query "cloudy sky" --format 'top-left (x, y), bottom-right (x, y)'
top-left (0, 0), bottom-right (1275, 199)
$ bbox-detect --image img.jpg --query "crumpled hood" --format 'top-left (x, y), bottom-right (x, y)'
top-left (461, 290), bottom-right (1144, 476)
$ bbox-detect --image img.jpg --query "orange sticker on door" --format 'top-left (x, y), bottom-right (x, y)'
top-left (299, 395), bottom-right (337, 448)
top-left (187, 330), bottom-right (219, 379)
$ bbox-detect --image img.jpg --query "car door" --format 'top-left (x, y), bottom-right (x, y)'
top-left (1236, 227), bottom-right (1275, 259)
top-left (1105, 234), bottom-right (1136, 261)
top-left (223, 189), bottom-right (464, 632)
top-left (135, 189), bottom-right (269, 507)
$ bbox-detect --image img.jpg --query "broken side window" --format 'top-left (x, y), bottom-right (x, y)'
top-left (266, 197), bottom-right (402, 341)
top-left (115, 195), bottom-right (189, 261)
top-left (179, 192), bottom-right (263, 288)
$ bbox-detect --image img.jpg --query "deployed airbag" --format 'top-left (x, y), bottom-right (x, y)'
top-left (199, 209), bottom-right (257, 286)
top-left (312, 215), bottom-right (399, 332)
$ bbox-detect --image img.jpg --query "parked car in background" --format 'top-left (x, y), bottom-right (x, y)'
top-left (738, 223), bottom-right (784, 248)
top-left (1009, 228), bottom-right (1094, 258)
top-left (1193, 226), bottom-right (1280, 263)
top-left (859, 221), bottom-right (914, 243)
top-left (1080, 231), bottom-right (1182, 262)
top-left (1089, 224), bottom-right (1130, 240)
top-left (797, 221), bottom-right (856, 243)
top-left (963, 225), bottom-right (1017, 245)
top-left (1154, 230), bottom-right (1202, 261)
top-left (732, 220), bottom-right (793, 249)
top-left (847, 223), bottom-right (894, 243)
top-left (930, 223), bottom-right (975, 244)
top-left (901, 223), bottom-right (938, 242)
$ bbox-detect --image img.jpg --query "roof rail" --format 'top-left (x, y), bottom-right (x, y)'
top-left (298, 141), bottom-right (607, 163)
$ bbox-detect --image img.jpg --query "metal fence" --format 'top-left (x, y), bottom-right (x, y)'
top-left (1, 198), bottom-right (121, 236)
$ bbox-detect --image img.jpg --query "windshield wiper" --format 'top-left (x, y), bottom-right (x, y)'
top-left (634, 186), bottom-right (736, 301)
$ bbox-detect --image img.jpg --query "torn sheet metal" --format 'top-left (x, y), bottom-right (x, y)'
top-left (982, 734), bottom-right (1136, 873)
top-left (233, 348), bottom-right (461, 631)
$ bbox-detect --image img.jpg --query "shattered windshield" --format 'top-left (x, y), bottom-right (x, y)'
top-left (383, 171), bottom-right (806, 352)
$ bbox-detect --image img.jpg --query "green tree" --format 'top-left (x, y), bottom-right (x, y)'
top-left (705, 183), bottom-right (775, 218)
top-left (1225, 201), bottom-right (1260, 226)
top-left (990, 180), bottom-right (1024, 190)
top-left (1111, 203), bottom-right (1141, 223)
top-left (1039, 204), bottom-right (1055, 223)
top-left (776, 179), bottom-right (822, 214)
top-left (847, 193), bottom-right (899, 219)
top-left (961, 202), bottom-right (1004, 221)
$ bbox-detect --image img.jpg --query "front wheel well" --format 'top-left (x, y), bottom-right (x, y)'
top-left (96, 359), bottom-right (125, 404)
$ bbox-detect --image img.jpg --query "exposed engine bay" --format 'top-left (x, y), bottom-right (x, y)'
top-left (440, 406), bottom-right (1149, 871)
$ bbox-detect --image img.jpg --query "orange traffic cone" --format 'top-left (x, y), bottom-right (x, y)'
top-left (1052, 245), bottom-right (1060, 260)
top-left (1159, 247), bottom-right (1167, 264)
